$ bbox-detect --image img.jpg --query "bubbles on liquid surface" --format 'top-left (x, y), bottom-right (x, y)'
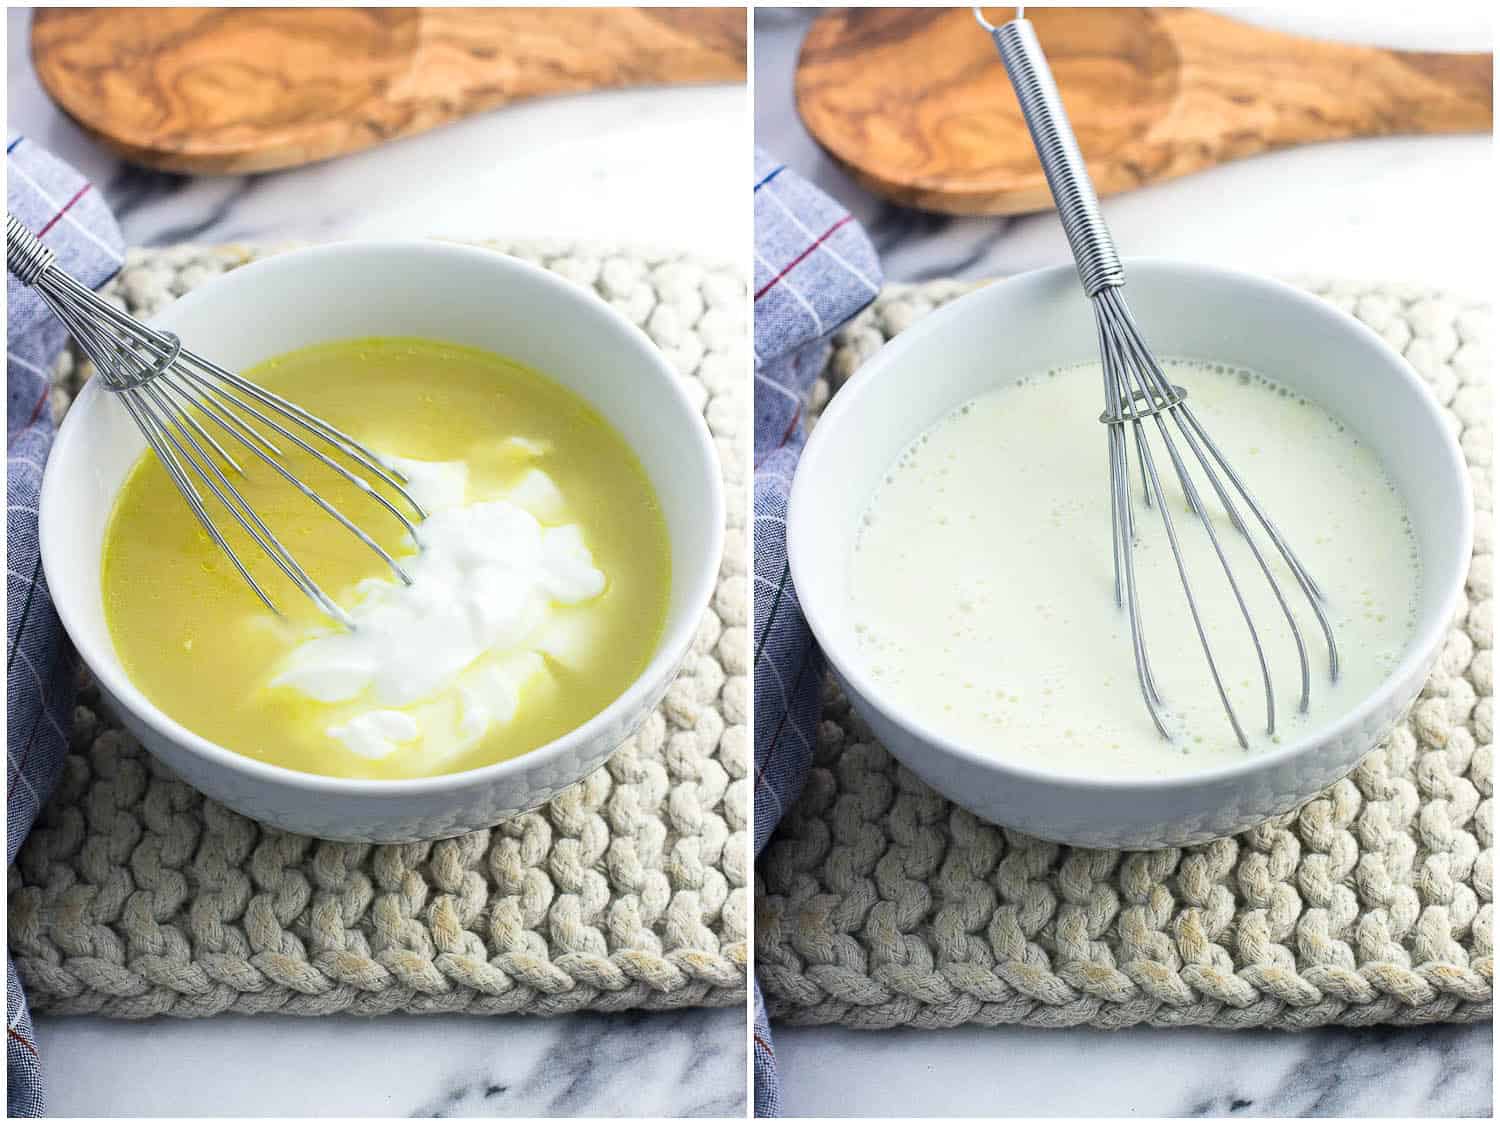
top-left (846, 352), bottom-right (1421, 770)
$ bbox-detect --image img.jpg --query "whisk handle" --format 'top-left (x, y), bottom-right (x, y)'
top-left (6, 213), bottom-right (57, 286)
top-left (987, 18), bottom-right (1124, 296)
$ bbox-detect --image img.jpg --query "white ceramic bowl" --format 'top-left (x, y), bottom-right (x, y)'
top-left (41, 240), bottom-right (724, 843)
top-left (789, 259), bottom-right (1471, 849)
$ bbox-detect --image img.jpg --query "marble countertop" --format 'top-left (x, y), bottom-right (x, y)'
top-left (755, 6), bottom-right (1493, 1118)
top-left (8, 7), bottom-right (747, 1117)
top-left (774, 1022), bottom-right (1492, 1118)
top-left (33, 1009), bottom-right (746, 1118)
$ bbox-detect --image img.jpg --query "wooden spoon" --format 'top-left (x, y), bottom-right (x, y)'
top-left (796, 7), bottom-right (1492, 215)
top-left (32, 7), bottom-right (746, 175)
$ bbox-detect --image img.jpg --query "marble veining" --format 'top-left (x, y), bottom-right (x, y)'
top-left (34, 1010), bottom-right (746, 1118)
top-left (774, 1023), bottom-right (1492, 1118)
top-left (408, 1012), bottom-right (746, 1119)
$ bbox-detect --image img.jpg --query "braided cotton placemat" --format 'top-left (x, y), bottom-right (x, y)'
top-left (8, 241), bottom-right (750, 1018)
top-left (758, 277), bottom-right (1492, 1031)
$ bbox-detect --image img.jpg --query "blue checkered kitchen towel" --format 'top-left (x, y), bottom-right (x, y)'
top-left (6, 136), bottom-right (124, 1116)
top-left (752, 148), bottom-right (881, 1117)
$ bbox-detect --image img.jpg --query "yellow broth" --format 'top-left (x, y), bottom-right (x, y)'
top-left (101, 337), bottom-right (670, 780)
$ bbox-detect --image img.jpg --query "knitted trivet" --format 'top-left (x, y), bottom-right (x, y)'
top-left (9, 240), bottom-right (750, 1019)
top-left (758, 277), bottom-right (1492, 1031)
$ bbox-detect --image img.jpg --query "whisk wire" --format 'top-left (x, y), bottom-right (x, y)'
top-left (1172, 396), bottom-right (1341, 681)
top-left (174, 359), bottom-right (428, 553)
top-left (1100, 299), bottom-right (1257, 746)
top-left (142, 375), bottom-right (355, 625)
top-left (985, 14), bottom-right (1341, 748)
top-left (114, 387), bottom-right (281, 614)
top-left (1106, 289), bottom-right (1317, 713)
top-left (1096, 308), bottom-right (1169, 733)
top-left (1108, 292), bottom-right (1280, 739)
top-left (162, 364), bottom-right (421, 585)
top-left (162, 367), bottom-right (284, 460)
top-left (179, 349), bottom-right (428, 511)
top-left (7, 212), bottom-right (427, 625)
top-left (1119, 301), bottom-right (1339, 684)
top-left (153, 370), bottom-right (246, 471)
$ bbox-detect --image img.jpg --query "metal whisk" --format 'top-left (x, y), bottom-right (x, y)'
top-left (7, 214), bottom-right (426, 628)
top-left (976, 8), bottom-right (1338, 747)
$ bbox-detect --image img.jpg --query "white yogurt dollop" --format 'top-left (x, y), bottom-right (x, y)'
top-left (270, 452), bottom-right (606, 764)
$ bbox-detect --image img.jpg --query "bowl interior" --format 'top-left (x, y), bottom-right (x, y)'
top-left (42, 241), bottom-right (722, 784)
top-left (790, 259), bottom-right (1471, 771)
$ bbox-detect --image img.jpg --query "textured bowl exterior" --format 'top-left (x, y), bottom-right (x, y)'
top-left (789, 259), bottom-right (1471, 850)
top-left (41, 241), bottom-right (723, 843)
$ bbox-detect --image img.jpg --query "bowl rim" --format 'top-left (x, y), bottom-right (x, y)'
top-left (788, 256), bottom-right (1474, 794)
top-left (40, 238), bottom-right (726, 797)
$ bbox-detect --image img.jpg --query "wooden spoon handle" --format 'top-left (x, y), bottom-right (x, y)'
top-left (32, 7), bottom-right (747, 175)
top-left (1160, 9), bottom-right (1492, 145)
top-left (799, 7), bottom-right (1490, 216)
